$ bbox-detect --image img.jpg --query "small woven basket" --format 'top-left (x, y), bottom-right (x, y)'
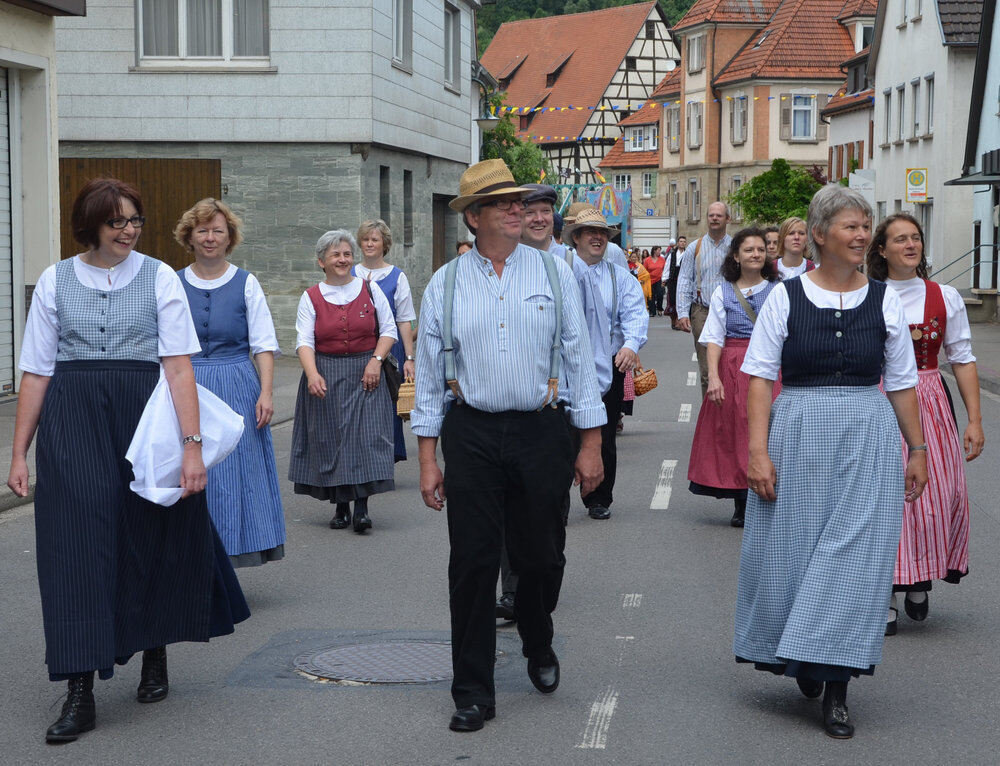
top-left (633, 367), bottom-right (658, 396)
top-left (396, 381), bottom-right (416, 419)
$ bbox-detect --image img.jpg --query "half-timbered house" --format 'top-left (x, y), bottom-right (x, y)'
top-left (480, 2), bottom-right (679, 184)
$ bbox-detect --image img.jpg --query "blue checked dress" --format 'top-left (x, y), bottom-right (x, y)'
top-left (734, 278), bottom-right (907, 681)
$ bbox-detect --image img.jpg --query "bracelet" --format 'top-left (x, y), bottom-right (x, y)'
top-left (908, 444), bottom-right (928, 452)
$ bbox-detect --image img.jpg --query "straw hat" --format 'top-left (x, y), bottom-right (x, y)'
top-left (563, 201), bottom-right (596, 223)
top-left (562, 207), bottom-right (619, 246)
top-left (449, 159), bottom-right (531, 212)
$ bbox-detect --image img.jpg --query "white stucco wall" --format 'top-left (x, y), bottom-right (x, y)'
top-left (971, 7), bottom-right (1000, 289)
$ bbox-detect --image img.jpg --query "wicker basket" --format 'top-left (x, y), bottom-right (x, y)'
top-left (396, 381), bottom-right (416, 419)
top-left (633, 366), bottom-right (658, 396)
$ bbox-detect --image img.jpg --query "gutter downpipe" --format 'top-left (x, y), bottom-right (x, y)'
top-left (711, 22), bottom-right (722, 203)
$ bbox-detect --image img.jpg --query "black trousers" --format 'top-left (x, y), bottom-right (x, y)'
top-left (649, 282), bottom-right (665, 315)
top-left (441, 403), bottom-right (575, 708)
top-left (583, 365), bottom-right (625, 510)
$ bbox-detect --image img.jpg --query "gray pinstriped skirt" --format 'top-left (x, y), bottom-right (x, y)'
top-left (288, 351), bottom-right (395, 503)
top-left (734, 385), bottom-right (904, 671)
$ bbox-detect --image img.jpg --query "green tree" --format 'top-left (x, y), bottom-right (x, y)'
top-left (479, 95), bottom-right (551, 185)
top-left (727, 158), bottom-right (823, 224)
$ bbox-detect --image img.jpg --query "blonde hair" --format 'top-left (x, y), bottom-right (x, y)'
top-left (776, 216), bottom-right (806, 260)
top-left (174, 198), bottom-right (244, 254)
top-left (357, 219), bottom-right (393, 255)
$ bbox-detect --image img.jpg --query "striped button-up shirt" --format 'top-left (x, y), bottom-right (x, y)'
top-left (675, 233), bottom-right (733, 319)
top-left (411, 244), bottom-right (607, 437)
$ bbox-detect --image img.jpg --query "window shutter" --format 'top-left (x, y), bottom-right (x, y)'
top-left (697, 106), bottom-right (703, 147)
top-left (779, 93), bottom-right (791, 140)
top-left (817, 95), bottom-right (830, 140)
top-left (686, 106), bottom-right (691, 146)
top-left (729, 99), bottom-right (735, 144)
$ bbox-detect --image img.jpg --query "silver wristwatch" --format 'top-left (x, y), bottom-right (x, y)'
top-left (182, 434), bottom-right (203, 446)
top-left (373, 354), bottom-right (384, 362)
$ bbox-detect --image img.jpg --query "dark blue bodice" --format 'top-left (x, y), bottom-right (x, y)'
top-left (180, 267), bottom-right (250, 359)
top-left (352, 265), bottom-right (402, 317)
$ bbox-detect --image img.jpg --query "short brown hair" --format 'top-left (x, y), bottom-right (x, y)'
top-left (174, 198), bottom-right (244, 254)
top-left (356, 219), bottom-right (393, 255)
top-left (71, 177), bottom-right (144, 249)
top-left (456, 240), bottom-right (473, 253)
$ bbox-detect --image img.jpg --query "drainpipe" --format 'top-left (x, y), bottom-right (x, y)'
top-left (711, 22), bottom-right (722, 203)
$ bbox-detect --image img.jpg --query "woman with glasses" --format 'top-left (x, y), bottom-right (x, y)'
top-left (175, 198), bottom-right (286, 568)
top-left (7, 178), bottom-right (249, 743)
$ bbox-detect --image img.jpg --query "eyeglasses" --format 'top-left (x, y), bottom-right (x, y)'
top-left (484, 198), bottom-right (525, 212)
top-left (106, 215), bottom-right (146, 230)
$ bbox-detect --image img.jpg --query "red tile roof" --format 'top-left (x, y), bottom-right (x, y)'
top-left (650, 68), bottom-right (682, 100)
top-left (618, 100), bottom-right (661, 126)
top-left (714, 0), bottom-right (857, 86)
top-left (837, 0), bottom-right (877, 19)
top-left (821, 86), bottom-right (874, 116)
top-left (673, 0), bottom-right (781, 31)
top-left (598, 141), bottom-right (659, 169)
top-left (481, 2), bottom-right (658, 143)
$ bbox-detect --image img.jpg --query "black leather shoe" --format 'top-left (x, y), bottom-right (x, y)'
top-left (904, 592), bottom-right (929, 621)
top-left (730, 512), bottom-right (744, 528)
top-left (495, 593), bottom-right (516, 622)
top-left (885, 608), bottom-right (898, 636)
top-left (329, 503), bottom-right (351, 529)
top-left (352, 511), bottom-right (372, 534)
top-left (137, 646), bottom-right (168, 703)
top-left (527, 650), bottom-right (560, 693)
top-left (46, 673), bottom-right (96, 744)
top-left (588, 506), bottom-right (611, 520)
top-left (822, 682), bottom-right (854, 739)
top-left (796, 676), bottom-right (824, 699)
top-left (449, 704), bottom-right (495, 732)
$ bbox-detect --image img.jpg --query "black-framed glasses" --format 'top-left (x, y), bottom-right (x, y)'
top-left (484, 198), bottom-right (525, 212)
top-left (106, 215), bottom-right (146, 230)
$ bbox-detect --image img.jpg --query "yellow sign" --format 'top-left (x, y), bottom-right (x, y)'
top-left (906, 168), bottom-right (928, 203)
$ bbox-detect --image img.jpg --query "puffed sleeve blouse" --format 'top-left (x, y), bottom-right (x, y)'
top-left (295, 277), bottom-right (399, 351)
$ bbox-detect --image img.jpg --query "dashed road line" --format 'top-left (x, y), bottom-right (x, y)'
top-left (577, 687), bottom-right (621, 750)
top-left (678, 403), bottom-right (692, 422)
top-left (686, 371), bottom-right (697, 386)
top-left (622, 593), bottom-right (643, 609)
top-left (691, 352), bottom-right (697, 362)
top-left (650, 459), bottom-right (677, 510)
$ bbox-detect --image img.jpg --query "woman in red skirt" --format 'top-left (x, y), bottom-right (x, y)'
top-left (688, 228), bottom-right (779, 527)
top-left (866, 213), bottom-right (984, 634)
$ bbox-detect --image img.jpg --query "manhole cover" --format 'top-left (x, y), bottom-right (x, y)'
top-left (295, 640), bottom-right (459, 684)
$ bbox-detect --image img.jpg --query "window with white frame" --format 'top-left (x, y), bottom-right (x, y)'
top-left (666, 105), bottom-right (681, 152)
top-left (626, 124), bottom-right (658, 152)
top-left (913, 0), bottom-right (922, 17)
top-left (729, 176), bottom-right (743, 221)
top-left (911, 79), bottom-right (921, 137)
top-left (731, 94), bottom-right (748, 144)
top-left (443, 3), bottom-right (460, 90)
top-left (688, 177), bottom-right (701, 221)
top-left (896, 85), bottom-right (905, 141)
top-left (687, 34), bottom-right (706, 73)
top-left (138, 0), bottom-right (270, 62)
top-left (614, 174), bottom-right (631, 191)
top-left (791, 94), bottom-right (815, 139)
top-left (393, 0), bottom-right (413, 69)
top-left (882, 89), bottom-right (891, 144)
top-left (918, 199), bottom-right (932, 258)
top-left (642, 172), bottom-right (655, 198)
top-left (925, 74), bottom-right (934, 134)
top-left (900, 0), bottom-right (908, 24)
top-left (686, 102), bottom-right (703, 148)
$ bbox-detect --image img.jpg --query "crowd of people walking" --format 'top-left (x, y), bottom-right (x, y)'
top-left (3, 157), bottom-right (984, 744)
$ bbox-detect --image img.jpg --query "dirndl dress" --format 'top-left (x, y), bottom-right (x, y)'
top-left (688, 281), bottom-right (776, 499)
top-left (734, 278), bottom-right (903, 680)
top-left (893, 280), bottom-right (969, 589)
top-left (35, 256), bottom-right (249, 682)
top-left (181, 267), bottom-right (286, 568)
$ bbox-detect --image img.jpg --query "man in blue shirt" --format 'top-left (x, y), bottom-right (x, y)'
top-left (413, 160), bottom-right (606, 733)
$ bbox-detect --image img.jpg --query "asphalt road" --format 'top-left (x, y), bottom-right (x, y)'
top-left (2, 318), bottom-right (1000, 764)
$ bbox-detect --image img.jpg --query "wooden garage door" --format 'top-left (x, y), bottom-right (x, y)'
top-left (59, 158), bottom-right (222, 271)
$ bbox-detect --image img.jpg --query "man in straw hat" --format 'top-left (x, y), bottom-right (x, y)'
top-left (562, 208), bottom-right (648, 520)
top-left (412, 159), bottom-right (606, 732)
top-left (563, 201), bottom-right (628, 268)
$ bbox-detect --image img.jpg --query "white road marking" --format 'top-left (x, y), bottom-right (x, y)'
top-left (614, 636), bottom-right (635, 665)
top-left (621, 593), bottom-right (642, 609)
top-left (678, 403), bottom-right (692, 422)
top-left (577, 686), bottom-right (620, 750)
top-left (650, 459), bottom-right (677, 510)
top-left (691, 352), bottom-right (697, 362)
top-left (686, 371), bottom-right (697, 386)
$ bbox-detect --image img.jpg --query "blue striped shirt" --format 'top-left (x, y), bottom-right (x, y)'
top-left (675, 233), bottom-right (733, 318)
top-left (411, 244), bottom-right (607, 437)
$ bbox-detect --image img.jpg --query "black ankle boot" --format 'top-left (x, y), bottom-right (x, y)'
top-left (329, 503), bottom-right (351, 529)
top-left (352, 499), bottom-right (372, 534)
top-left (137, 646), bottom-right (169, 703)
top-left (822, 680), bottom-right (854, 739)
top-left (731, 494), bottom-right (746, 528)
top-left (46, 673), bottom-right (96, 744)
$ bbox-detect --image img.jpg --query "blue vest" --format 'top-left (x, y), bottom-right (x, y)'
top-left (180, 268), bottom-right (250, 358)
top-left (722, 280), bottom-right (776, 338)
top-left (352, 265), bottom-right (402, 317)
top-left (782, 277), bottom-right (887, 387)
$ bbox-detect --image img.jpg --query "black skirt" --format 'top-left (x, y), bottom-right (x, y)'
top-left (35, 360), bottom-right (250, 681)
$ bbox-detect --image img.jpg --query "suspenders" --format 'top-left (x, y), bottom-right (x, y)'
top-left (443, 250), bottom-right (565, 407)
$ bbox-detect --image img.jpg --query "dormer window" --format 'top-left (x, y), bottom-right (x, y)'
top-left (546, 73), bottom-right (557, 87)
top-left (754, 30), bottom-right (771, 48)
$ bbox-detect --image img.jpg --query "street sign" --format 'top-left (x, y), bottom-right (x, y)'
top-left (645, 208), bottom-right (654, 216)
top-left (906, 168), bottom-right (928, 203)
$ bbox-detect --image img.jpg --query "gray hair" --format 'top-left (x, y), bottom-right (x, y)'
top-left (806, 185), bottom-right (873, 262)
top-left (315, 229), bottom-right (357, 261)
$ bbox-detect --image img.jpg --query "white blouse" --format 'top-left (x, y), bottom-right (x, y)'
top-left (885, 277), bottom-right (975, 365)
top-left (699, 282), bottom-right (767, 347)
top-left (181, 264), bottom-right (281, 356)
top-left (20, 251), bottom-right (201, 376)
top-left (295, 277), bottom-right (399, 351)
top-left (741, 274), bottom-right (918, 391)
top-left (353, 264), bottom-right (417, 323)
top-left (777, 259), bottom-right (811, 280)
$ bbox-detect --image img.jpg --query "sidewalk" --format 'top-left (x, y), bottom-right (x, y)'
top-left (0, 356), bottom-right (303, 513)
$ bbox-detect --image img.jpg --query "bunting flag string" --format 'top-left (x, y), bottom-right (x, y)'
top-left (494, 93), bottom-right (839, 113)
